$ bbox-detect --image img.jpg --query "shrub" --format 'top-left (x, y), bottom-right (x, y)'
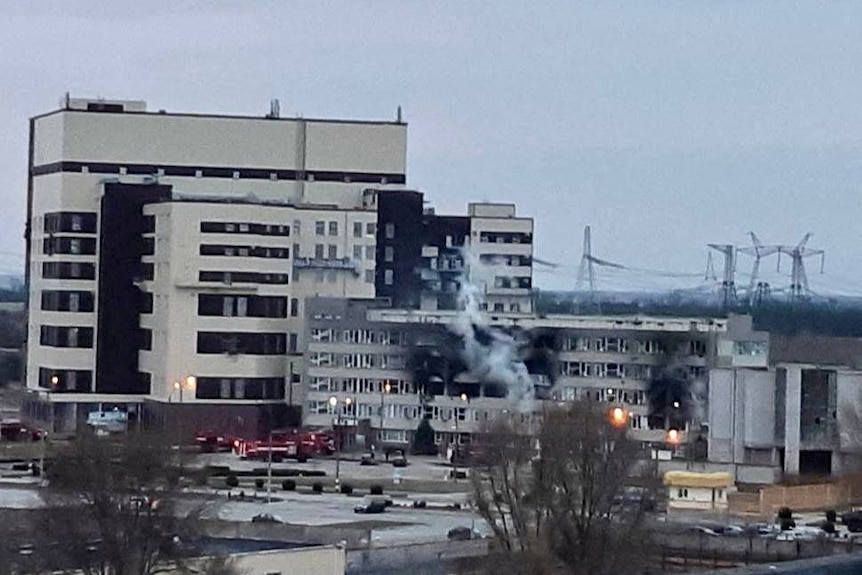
top-left (281, 479), bottom-right (296, 491)
top-left (777, 507), bottom-right (793, 520)
top-left (312, 482), bottom-right (324, 493)
top-left (370, 485), bottom-right (384, 495)
top-left (822, 521), bottom-right (836, 535)
top-left (340, 483), bottom-right (354, 495)
top-left (780, 518), bottom-right (796, 531)
top-left (413, 500), bottom-right (427, 508)
top-left (225, 474), bottom-right (239, 488)
top-left (254, 478), bottom-right (265, 490)
top-left (826, 509), bottom-right (837, 524)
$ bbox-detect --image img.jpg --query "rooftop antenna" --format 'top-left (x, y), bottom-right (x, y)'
top-left (396, 105), bottom-right (403, 123)
top-left (707, 243), bottom-right (736, 309)
top-left (267, 99), bottom-right (281, 119)
top-left (777, 233), bottom-right (825, 301)
top-left (737, 232), bottom-right (779, 306)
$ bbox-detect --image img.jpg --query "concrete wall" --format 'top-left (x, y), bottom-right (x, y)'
top-left (227, 545), bottom-right (346, 575)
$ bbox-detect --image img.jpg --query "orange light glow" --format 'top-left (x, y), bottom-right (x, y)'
top-left (610, 407), bottom-right (627, 427)
top-left (667, 429), bottom-right (680, 444)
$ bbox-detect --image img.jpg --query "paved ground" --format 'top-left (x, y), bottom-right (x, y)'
top-left (193, 489), bottom-right (489, 546)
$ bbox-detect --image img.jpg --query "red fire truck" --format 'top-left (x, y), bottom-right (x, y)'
top-left (232, 429), bottom-right (335, 462)
top-left (193, 430), bottom-right (235, 453)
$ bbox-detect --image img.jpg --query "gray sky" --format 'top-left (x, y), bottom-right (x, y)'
top-left (3, 1), bottom-right (862, 294)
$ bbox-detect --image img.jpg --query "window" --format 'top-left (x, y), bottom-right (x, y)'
top-left (365, 270), bottom-right (374, 283)
top-left (196, 332), bottom-right (286, 355)
top-left (366, 222), bottom-right (376, 236)
top-left (353, 222), bottom-right (363, 238)
top-left (293, 220), bottom-right (301, 236)
top-left (195, 377), bottom-right (285, 400)
top-left (40, 325), bottom-right (94, 348)
top-left (384, 269), bottom-right (393, 285)
top-left (510, 303), bottom-right (520, 313)
top-left (199, 222), bottom-right (289, 236)
top-left (43, 237), bottom-right (97, 256)
top-left (327, 244), bottom-right (337, 260)
top-left (41, 290), bottom-right (94, 312)
top-left (315, 221), bottom-right (325, 236)
top-left (353, 245), bottom-right (363, 260)
top-left (385, 223), bottom-right (395, 239)
top-left (365, 245), bottom-right (375, 260)
top-left (493, 303), bottom-right (505, 312)
top-left (290, 298), bottom-right (299, 317)
top-left (44, 212), bottom-right (97, 234)
top-left (328, 221), bottom-right (338, 236)
top-left (288, 333), bottom-right (298, 353)
top-left (384, 246), bottom-right (394, 262)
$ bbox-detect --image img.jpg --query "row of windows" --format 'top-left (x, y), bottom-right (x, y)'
top-left (42, 261), bottom-right (95, 280)
top-left (308, 377), bottom-right (413, 394)
top-left (197, 332), bottom-right (289, 355)
top-left (43, 236), bottom-right (98, 256)
top-left (352, 244), bottom-right (377, 261)
top-left (195, 377), bottom-right (285, 400)
top-left (308, 352), bottom-right (406, 369)
top-left (558, 386), bottom-right (648, 405)
top-left (198, 271), bottom-right (290, 285)
top-left (41, 290), bottom-right (95, 312)
top-left (43, 212), bottom-right (97, 234)
top-left (200, 222), bottom-right (290, 236)
top-left (37, 368), bottom-right (93, 392)
top-left (561, 337), bottom-right (707, 357)
top-left (493, 276), bottom-right (532, 289)
top-left (200, 244), bottom-right (290, 259)
top-left (479, 254), bottom-right (532, 266)
top-left (557, 362), bottom-right (704, 380)
top-left (353, 222), bottom-right (377, 238)
top-left (198, 294), bottom-right (289, 318)
top-left (478, 232), bottom-right (532, 244)
top-left (309, 328), bottom-right (406, 345)
top-left (40, 326), bottom-right (93, 348)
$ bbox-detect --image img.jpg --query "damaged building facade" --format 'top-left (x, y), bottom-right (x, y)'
top-left (302, 298), bottom-right (733, 450)
top-left (709, 327), bottom-right (862, 481)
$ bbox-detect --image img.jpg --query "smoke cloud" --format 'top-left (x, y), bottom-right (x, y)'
top-left (449, 248), bottom-right (536, 411)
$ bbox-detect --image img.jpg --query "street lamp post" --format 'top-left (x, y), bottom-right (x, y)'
top-left (451, 393), bottom-right (469, 482)
top-left (329, 396), bottom-right (353, 485)
top-left (173, 376), bottom-right (197, 403)
top-left (378, 382), bottom-right (391, 451)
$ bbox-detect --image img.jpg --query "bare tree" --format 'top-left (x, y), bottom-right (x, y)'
top-left (470, 401), bottom-right (656, 575)
top-left (19, 429), bottom-right (237, 575)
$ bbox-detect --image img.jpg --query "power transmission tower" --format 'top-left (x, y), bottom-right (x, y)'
top-left (576, 226), bottom-right (596, 296)
top-left (777, 233), bottom-right (825, 301)
top-left (707, 243), bottom-right (736, 309)
top-left (737, 232), bottom-right (779, 307)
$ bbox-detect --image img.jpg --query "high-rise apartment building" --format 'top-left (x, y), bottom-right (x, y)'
top-left (25, 97), bottom-right (406, 433)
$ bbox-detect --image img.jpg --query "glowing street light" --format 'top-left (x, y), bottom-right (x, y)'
top-left (666, 429), bottom-right (680, 444)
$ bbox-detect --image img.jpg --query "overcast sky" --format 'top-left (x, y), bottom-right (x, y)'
top-left (3, 1), bottom-right (862, 294)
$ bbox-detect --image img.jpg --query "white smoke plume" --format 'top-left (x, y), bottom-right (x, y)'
top-left (449, 247), bottom-right (535, 411)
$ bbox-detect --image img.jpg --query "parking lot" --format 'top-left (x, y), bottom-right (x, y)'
top-left (193, 451), bottom-right (470, 486)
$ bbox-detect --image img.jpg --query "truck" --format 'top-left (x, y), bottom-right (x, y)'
top-left (233, 429), bottom-right (333, 462)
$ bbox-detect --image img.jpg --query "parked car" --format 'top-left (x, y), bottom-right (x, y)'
top-left (354, 496), bottom-right (387, 514)
top-left (251, 513), bottom-right (283, 523)
top-left (842, 511), bottom-right (862, 533)
top-left (390, 450), bottom-right (408, 467)
top-left (447, 526), bottom-right (480, 541)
